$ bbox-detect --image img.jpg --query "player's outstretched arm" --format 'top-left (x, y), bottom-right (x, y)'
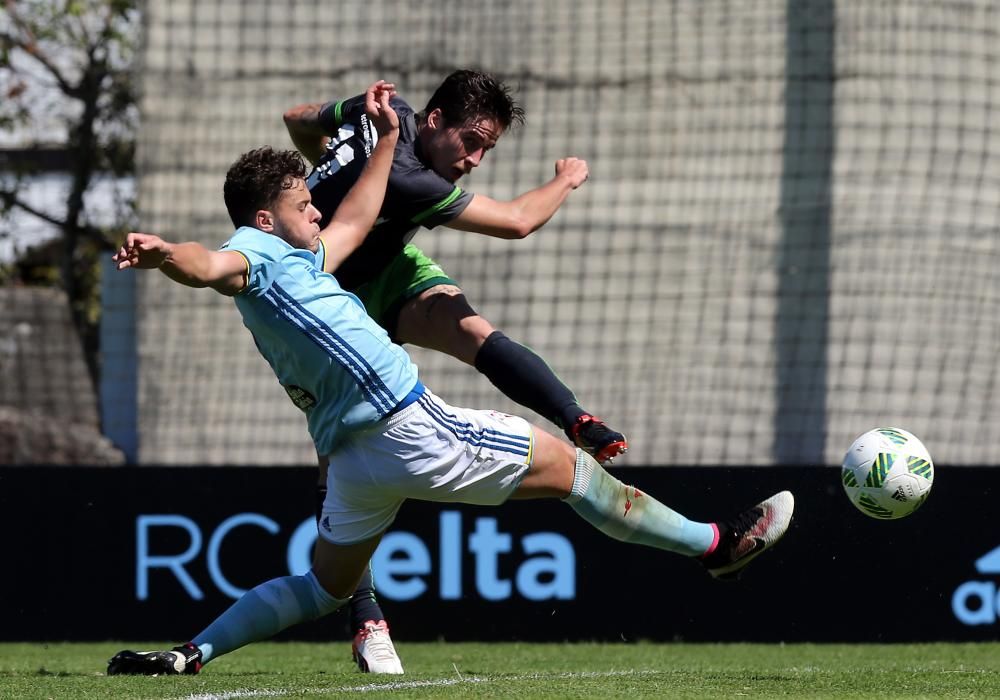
top-left (319, 80), bottom-right (400, 273)
top-left (113, 232), bottom-right (247, 295)
top-left (448, 156), bottom-right (589, 239)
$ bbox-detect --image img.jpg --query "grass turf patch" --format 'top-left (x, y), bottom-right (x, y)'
top-left (1, 642), bottom-right (998, 699)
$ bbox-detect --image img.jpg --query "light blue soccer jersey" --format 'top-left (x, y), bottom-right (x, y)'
top-left (221, 226), bottom-right (419, 454)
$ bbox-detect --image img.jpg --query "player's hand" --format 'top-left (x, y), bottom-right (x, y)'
top-left (555, 157), bottom-right (589, 189)
top-left (112, 232), bottom-right (171, 270)
top-left (365, 79), bottom-right (399, 139)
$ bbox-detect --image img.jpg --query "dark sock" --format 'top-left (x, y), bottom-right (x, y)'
top-left (473, 331), bottom-right (586, 433)
top-left (349, 566), bottom-right (384, 631)
top-left (314, 485), bottom-right (387, 632)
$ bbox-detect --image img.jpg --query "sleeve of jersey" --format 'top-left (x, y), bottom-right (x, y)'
top-left (219, 230), bottom-right (281, 296)
top-left (320, 94), bottom-right (366, 130)
top-left (391, 168), bottom-right (474, 230)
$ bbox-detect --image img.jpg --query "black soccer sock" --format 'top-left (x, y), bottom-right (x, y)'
top-left (473, 331), bottom-right (586, 433)
top-left (314, 485), bottom-right (387, 631)
top-left (348, 566), bottom-right (384, 631)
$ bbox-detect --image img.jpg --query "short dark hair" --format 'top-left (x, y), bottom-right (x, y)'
top-left (223, 147), bottom-right (306, 228)
top-left (420, 70), bottom-right (525, 132)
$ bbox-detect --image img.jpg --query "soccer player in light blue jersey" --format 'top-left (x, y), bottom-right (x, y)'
top-left (105, 84), bottom-right (795, 677)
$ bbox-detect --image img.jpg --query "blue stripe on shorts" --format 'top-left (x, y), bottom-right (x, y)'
top-left (418, 395), bottom-right (531, 457)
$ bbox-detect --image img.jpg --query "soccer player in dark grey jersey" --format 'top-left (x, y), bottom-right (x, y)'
top-left (284, 71), bottom-right (629, 668)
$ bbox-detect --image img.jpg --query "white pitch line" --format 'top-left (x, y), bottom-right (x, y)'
top-left (177, 669), bottom-right (659, 700)
top-left (181, 677), bottom-right (484, 700)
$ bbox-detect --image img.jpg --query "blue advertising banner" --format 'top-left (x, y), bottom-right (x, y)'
top-left (0, 466), bottom-right (996, 642)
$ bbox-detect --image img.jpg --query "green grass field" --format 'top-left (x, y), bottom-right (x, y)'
top-left (1, 642), bottom-right (998, 699)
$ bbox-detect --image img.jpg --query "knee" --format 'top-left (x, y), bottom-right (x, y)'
top-left (406, 290), bottom-right (494, 361)
top-left (459, 315), bottom-right (496, 346)
top-left (547, 447), bottom-right (578, 499)
top-left (422, 288), bottom-right (491, 337)
top-left (521, 432), bottom-right (577, 498)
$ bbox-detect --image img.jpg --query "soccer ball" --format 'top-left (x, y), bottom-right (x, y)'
top-left (841, 427), bottom-right (934, 519)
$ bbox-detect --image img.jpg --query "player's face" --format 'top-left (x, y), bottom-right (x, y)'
top-left (271, 178), bottom-right (322, 252)
top-left (424, 113), bottom-right (502, 182)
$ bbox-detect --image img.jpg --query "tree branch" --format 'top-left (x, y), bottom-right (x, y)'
top-left (0, 186), bottom-right (67, 227)
top-left (1, 12), bottom-right (78, 97)
top-left (1, 186), bottom-right (110, 248)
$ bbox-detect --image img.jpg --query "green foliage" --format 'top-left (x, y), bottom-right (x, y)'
top-left (1, 642), bottom-right (999, 699)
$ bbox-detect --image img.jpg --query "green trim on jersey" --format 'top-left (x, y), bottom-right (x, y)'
top-left (333, 100), bottom-right (344, 126)
top-left (353, 243), bottom-right (457, 339)
top-left (412, 186), bottom-right (463, 224)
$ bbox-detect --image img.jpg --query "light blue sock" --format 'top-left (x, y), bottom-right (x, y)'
top-left (563, 449), bottom-right (717, 557)
top-left (192, 570), bottom-right (347, 664)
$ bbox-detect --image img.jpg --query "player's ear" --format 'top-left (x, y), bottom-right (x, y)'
top-left (426, 108), bottom-right (444, 132)
top-left (255, 209), bottom-right (276, 232)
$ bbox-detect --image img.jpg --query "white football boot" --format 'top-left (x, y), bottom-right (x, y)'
top-left (352, 620), bottom-right (404, 674)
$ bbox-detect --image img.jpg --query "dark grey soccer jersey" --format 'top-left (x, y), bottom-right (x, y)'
top-left (306, 95), bottom-right (473, 291)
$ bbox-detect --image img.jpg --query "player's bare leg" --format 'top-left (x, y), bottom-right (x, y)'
top-left (393, 283), bottom-right (492, 363)
top-left (508, 428), bottom-right (577, 498)
top-left (395, 285), bottom-right (628, 464)
top-left (315, 459), bottom-right (401, 673)
top-left (313, 534), bottom-right (404, 674)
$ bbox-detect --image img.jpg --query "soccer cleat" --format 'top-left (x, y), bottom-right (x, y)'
top-left (107, 643), bottom-right (202, 676)
top-left (352, 620), bottom-right (404, 674)
top-left (570, 414), bottom-right (628, 465)
top-left (701, 491), bottom-right (794, 581)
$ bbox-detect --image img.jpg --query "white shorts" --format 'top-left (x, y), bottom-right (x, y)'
top-left (319, 389), bottom-right (534, 545)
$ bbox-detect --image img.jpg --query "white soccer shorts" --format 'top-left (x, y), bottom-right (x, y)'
top-left (319, 389), bottom-right (534, 545)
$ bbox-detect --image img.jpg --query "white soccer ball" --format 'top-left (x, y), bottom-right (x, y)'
top-left (841, 427), bottom-right (934, 520)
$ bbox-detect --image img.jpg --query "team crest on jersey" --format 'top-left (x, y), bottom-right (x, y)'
top-left (284, 385), bottom-right (316, 411)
